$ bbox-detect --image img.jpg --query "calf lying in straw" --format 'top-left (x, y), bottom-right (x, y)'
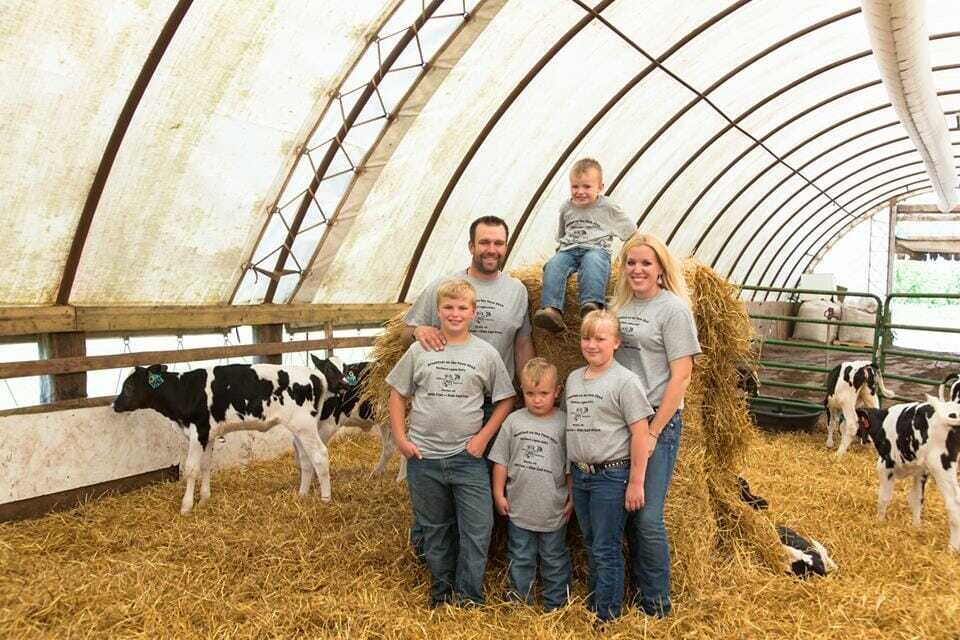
top-left (824, 360), bottom-right (888, 457)
top-left (114, 362), bottom-right (345, 514)
top-left (857, 396), bottom-right (960, 551)
top-left (738, 476), bottom-right (837, 577)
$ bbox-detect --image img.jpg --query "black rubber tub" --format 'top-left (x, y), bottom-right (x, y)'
top-left (747, 396), bottom-right (822, 433)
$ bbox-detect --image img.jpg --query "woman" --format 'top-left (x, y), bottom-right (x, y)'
top-left (610, 233), bottom-right (700, 618)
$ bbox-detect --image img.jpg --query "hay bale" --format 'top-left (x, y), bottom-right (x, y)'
top-left (360, 259), bottom-right (783, 584)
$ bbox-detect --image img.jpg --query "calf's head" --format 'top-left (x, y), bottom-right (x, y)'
top-left (113, 364), bottom-right (169, 413)
top-left (926, 395), bottom-right (960, 428)
top-left (310, 354), bottom-right (347, 396)
top-left (856, 407), bottom-right (887, 443)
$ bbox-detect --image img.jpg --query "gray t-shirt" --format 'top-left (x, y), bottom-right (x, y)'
top-left (615, 290), bottom-right (701, 407)
top-left (488, 409), bottom-right (569, 532)
top-left (557, 195), bottom-right (636, 253)
top-left (403, 269), bottom-right (532, 381)
top-left (386, 335), bottom-right (515, 459)
top-left (565, 361), bottom-right (653, 464)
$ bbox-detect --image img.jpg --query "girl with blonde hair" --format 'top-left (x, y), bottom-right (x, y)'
top-left (610, 233), bottom-right (700, 618)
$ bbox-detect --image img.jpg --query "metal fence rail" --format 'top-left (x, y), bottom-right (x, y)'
top-left (738, 285), bottom-right (960, 411)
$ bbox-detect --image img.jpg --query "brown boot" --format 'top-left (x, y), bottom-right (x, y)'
top-left (533, 307), bottom-right (566, 333)
top-left (580, 301), bottom-right (602, 318)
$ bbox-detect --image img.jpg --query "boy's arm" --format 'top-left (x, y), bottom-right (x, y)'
top-left (625, 418), bottom-right (650, 511)
top-left (389, 388), bottom-right (422, 459)
top-left (563, 473), bottom-right (574, 521)
top-left (465, 397), bottom-right (514, 457)
top-left (492, 463), bottom-right (510, 516)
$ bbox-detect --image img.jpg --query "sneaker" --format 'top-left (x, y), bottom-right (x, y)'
top-left (580, 301), bottom-right (602, 318)
top-left (533, 307), bottom-right (566, 333)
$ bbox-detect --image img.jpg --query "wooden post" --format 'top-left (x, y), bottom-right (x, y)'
top-left (252, 324), bottom-right (283, 365)
top-left (324, 322), bottom-right (335, 360)
top-left (38, 332), bottom-right (86, 403)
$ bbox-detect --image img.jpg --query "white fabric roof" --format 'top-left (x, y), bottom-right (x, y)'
top-left (2, 0), bottom-right (958, 308)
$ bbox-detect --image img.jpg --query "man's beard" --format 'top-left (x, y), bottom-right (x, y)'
top-left (472, 253), bottom-right (503, 275)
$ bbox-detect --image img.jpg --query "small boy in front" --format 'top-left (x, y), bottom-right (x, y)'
top-left (533, 158), bottom-right (637, 333)
top-left (386, 279), bottom-right (515, 608)
top-left (489, 358), bottom-right (572, 611)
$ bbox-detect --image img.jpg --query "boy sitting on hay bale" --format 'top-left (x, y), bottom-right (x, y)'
top-left (386, 279), bottom-right (516, 608)
top-left (533, 158), bottom-right (637, 333)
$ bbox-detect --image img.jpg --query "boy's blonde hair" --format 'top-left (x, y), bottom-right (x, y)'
top-left (610, 233), bottom-right (690, 312)
top-left (571, 157), bottom-right (603, 180)
top-left (521, 357), bottom-right (558, 388)
top-left (436, 279), bottom-right (476, 307)
top-left (580, 309), bottom-right (620, 340)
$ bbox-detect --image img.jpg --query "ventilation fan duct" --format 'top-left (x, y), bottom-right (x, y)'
top-left (861, 0), bottom-right (957, 212)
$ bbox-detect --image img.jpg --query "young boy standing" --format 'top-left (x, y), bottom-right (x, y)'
top-left (533, 158), bottom-right (637, 333)
top-left (489, 358), bottom-right (572, 611)
top-left (386, 280), bottom-right (515, 607)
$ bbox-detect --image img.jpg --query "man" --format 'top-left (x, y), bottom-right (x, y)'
top-left (402, 215), bottom-right (534, 383)
top-left (401, 215), bottom-right (535, 557)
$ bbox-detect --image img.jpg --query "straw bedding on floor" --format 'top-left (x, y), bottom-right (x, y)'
top-left (3, 261), bottom-right (959, 638)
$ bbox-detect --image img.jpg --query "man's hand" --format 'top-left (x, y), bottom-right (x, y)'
top-left (625, 481), bottom-right (645, 511)
top-left (412, 325), bottom-right (446, 351)
top-left (396, 438), bottom-right (423, 460)
top-left (465, 434), bottom-right (488, 458)
top-left (494, 494), bottom-right (510, 516)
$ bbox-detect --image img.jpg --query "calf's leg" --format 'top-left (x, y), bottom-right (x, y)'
top-left (198, 439), bottom-right (214, 505)
top-left (931, 467), bottom-right (960, 551)
top-left (371, 422), bottom-right (397, 478)
top-left (292, 435), bottom-right (315, 496)
top-left (876, 461), bottom-right (894, 521)
top-left (836, 404), bottom-right (858, 457)
top-left (294, 418), bottom-right (332, 501)
top-left (180, 428), bottom-right (204, 515)
top-left (907, 473), bottom-right (926, 526)
top-left (825, 408), bottom-right (835, 448)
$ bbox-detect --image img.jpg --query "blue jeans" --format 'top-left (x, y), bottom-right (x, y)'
top-left (506, 521), bottom-right (571, 611)
top-left (626, 410), bottom-right (682, 617)
top-left (410, 399), bottom-right (496, 558)
top-left (406, 452), bottom-right (493, 604)
top-left (572, 465), bottom-right (629, 621)
top-left (541, 247), bottom-right (611, 310)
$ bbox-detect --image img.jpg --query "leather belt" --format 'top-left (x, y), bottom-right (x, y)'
top-left (572, 458), bottom-right (630, 475)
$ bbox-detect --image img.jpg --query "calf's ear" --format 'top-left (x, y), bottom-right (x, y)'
top-left (310, 354), bottom-right (323, 369)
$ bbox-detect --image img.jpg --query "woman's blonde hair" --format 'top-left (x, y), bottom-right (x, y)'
top-left (580, 309), bottom-right (621, 341)
top-left (611, 233), bottom-right (689, 311)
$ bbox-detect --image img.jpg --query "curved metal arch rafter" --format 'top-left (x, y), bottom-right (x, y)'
top-left (761, 177), bottom-right (938, 297)
top-left (504, 0), bottom-right (756, 261)
top-left (56, 0), bottom-right (194, 305)
top-left (769, 183), bottom-right (936, 299)
top-left (396, 0), bottom-right (618, 302)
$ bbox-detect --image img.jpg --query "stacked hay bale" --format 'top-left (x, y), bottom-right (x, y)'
top-left (360, 260), bottom-right (783, 596)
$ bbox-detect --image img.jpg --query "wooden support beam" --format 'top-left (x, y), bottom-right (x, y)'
top-left (38, 332), bottom-right (86, 403)
top-left (0, 303), bottom-right (408, 338)
top-left (0, 335), bottom-right (375, 380)
top-left (895, 203), bottom-right (960, 214)
top-left (252, 324), bottom-right (283, 365)
top-left (0, 395), bottom-right (115, 418)
top-left (0, 466), bottom-right (179, 523)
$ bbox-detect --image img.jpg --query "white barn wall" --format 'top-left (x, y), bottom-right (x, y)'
top-left (0, 407), bottom-right (295, 505)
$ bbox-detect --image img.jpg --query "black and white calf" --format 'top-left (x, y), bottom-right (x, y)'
top-left (114, 361), bottom-right (345, 515)
top-left (824, 360), bottom-right (888, 456)
top-left (856, 396), bottom-right (960, 551)
top-left (736, 476), bottom-right (837, 577)
top-left (310, 355), bottom-right (405, 482)
top-left (940, 372), bottom-right (960, 403)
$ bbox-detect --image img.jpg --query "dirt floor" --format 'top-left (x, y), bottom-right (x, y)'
top-left (2, 427), bottom-right (960, 639)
